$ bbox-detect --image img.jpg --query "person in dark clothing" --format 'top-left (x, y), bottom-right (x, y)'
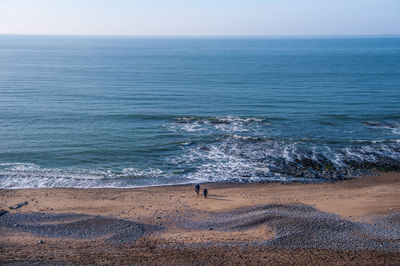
top-left (195, 184), bottom-right (200, 195)
top-left (203, 188), bottom-right (208, 199)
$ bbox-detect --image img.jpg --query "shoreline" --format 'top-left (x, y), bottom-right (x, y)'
top-left (1, 172), bottom-right (400, 264)
top-left (0, 171), bottom-right (351, 190)
top-left (2, 172), bottom-right (399, 218)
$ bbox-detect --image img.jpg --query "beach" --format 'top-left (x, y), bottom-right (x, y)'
top-left (1, 7), bottom-right (400, 266)
top-left (1, 172), bottom-right (400, 265)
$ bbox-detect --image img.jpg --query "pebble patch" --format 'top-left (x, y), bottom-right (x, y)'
top-left (182, 204), bottom-right (400, 251)
top-left (0, 212), bottom-right (164, 243)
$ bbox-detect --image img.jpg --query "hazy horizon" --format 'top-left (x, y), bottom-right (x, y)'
top-left (2, 33), bottom-right (400, 38)
top-left (1, 0), bottom-right (400, 36)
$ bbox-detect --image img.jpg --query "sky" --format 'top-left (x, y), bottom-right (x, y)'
top-left (0, 0), bottom-right (400, 36)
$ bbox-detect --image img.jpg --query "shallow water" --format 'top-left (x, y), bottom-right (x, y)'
top-left (0, 36), bottom-right (399, 188)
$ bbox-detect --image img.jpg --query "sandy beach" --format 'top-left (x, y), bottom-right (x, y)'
top-left (1, 172), bottom-right (400, 265)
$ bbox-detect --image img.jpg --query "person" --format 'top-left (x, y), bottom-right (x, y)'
top-left (203, 188), bottom-right (208, 199)
top-left (195, 184), bottom-right (200, 195)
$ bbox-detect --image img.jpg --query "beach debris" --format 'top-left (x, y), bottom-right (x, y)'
top-left (0, 210), bottom-right (8, 217)
top-left (195, 184), bottom-right (200, 195)
top-left (203, 188), bottom-right (208, 199)
top-left (9, 201), bottom-right (28, 210)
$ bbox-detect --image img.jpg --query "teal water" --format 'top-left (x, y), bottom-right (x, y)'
top-left (0, 36), bottom-right (399, 188)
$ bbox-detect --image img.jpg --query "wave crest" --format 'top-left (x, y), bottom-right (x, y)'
top-left (0, 163), bottom-right (167, 189)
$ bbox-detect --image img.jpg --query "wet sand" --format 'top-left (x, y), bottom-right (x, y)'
top-left (1, 172), bottom-right (400, 265)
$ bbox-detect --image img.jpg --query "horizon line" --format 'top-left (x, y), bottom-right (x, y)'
top-left (1, 33), bottom-right (400, 38)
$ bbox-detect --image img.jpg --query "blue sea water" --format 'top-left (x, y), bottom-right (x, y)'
top-left (0, 35), bottom-right (399, 188)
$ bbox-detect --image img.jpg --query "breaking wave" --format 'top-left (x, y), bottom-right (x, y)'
top-left (169, 116), bottom-right (270, 133)
top-left (171, 136), bottom-right (400, 183)
top-left (1, 117), bottom-right (399, 188)
top-left (0, 163), bottom-right (171, 189)
top-left (363, 121), bottom-right (400, 135)
top-left (167, 117), bottom-right (400, 183)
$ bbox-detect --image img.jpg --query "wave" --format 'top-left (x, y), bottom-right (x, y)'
top-left (0, 163), bottom-right (169, 189)
top-left (170, 135), bottom-right (400, 183)
top-left (363, 121), bottom-right (400, 135)
top-left (1, 117), bottom-right (400, 188)
top-left (1, 135), bottom-right (399, 188)
top-left (228, 135), bottom-right (400, 144)
top-left (168, 115), bottom-right (270, 133)
top-left (174, 116), bottom-right (267, 124)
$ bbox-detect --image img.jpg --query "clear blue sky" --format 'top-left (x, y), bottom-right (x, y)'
top-left (1, 0), bottom-right (399, 36)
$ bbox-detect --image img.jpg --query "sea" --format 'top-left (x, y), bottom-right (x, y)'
top-left (0, 35), bottom-right (399, 188)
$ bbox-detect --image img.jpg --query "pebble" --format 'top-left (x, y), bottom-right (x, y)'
top-left (0, 212), bottom-right (164, 244)
top-left (180, 204), bottom-right (400, 252)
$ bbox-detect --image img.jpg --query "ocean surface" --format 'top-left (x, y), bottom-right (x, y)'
top-left (0, 35), bottom-right (399, 188)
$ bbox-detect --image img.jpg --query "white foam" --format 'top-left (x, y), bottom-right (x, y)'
top-left (2, 132), bottom-right (399, 188)
top-left (172, 133), bottom-right (400, 184)
top-left (168, 116), bottom-right (268, 134)
top-left (121, 167), bottom-right (164, 178)
top-left (0, 163), bottom-right (168, 189)
top-left (364, 121), bottom-right (400, 135)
